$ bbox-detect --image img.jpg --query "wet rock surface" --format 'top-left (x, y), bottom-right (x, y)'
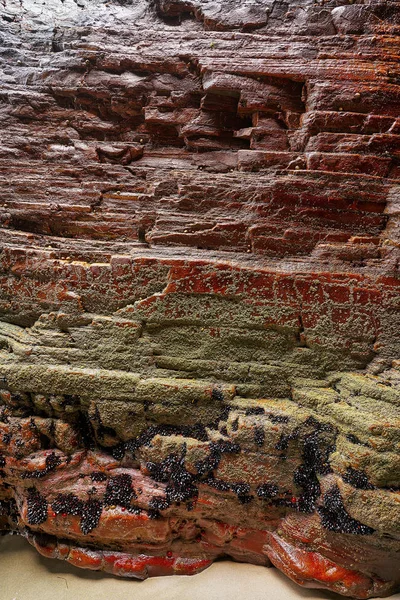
top-left (0, 0), bottom-right (399, 597)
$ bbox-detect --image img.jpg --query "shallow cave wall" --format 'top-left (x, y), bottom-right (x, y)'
top-left (0, 0), bottom-right (399, 596)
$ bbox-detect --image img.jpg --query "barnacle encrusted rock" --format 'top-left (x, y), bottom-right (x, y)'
top-left (0, 0), bottom-right (399, 597)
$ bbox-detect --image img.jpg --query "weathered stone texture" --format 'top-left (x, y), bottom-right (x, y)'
top-left (0, 0), bottom-right (399, 597)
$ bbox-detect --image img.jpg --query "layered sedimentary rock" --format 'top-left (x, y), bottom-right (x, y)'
top-left (0, 0), bottom-right (400, 597)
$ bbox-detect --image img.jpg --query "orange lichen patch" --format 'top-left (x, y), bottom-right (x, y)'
top-left (266, 532), bottom-right (377, 597)
top-left (68, 547), bottom-right (103, 570)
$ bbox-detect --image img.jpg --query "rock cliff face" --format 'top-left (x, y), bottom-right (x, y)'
top-left (0, 0), bottom-right (399, 596)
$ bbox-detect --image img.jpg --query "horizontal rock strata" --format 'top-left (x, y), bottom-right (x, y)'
top-left (0, 0), bottom-right (399, 597)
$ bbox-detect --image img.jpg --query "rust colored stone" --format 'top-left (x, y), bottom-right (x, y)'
top-left (0, 0), bottom-right (399, 597)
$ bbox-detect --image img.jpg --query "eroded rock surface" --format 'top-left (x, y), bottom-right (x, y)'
top-left (0, 0), bottom-right (399, 597)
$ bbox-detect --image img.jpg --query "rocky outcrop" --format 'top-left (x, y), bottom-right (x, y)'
top-left (0, 0), bottom-right (399, 597)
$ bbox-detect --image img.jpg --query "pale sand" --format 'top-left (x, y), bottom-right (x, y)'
top-left (1, 536), bottom-right (399, 600)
